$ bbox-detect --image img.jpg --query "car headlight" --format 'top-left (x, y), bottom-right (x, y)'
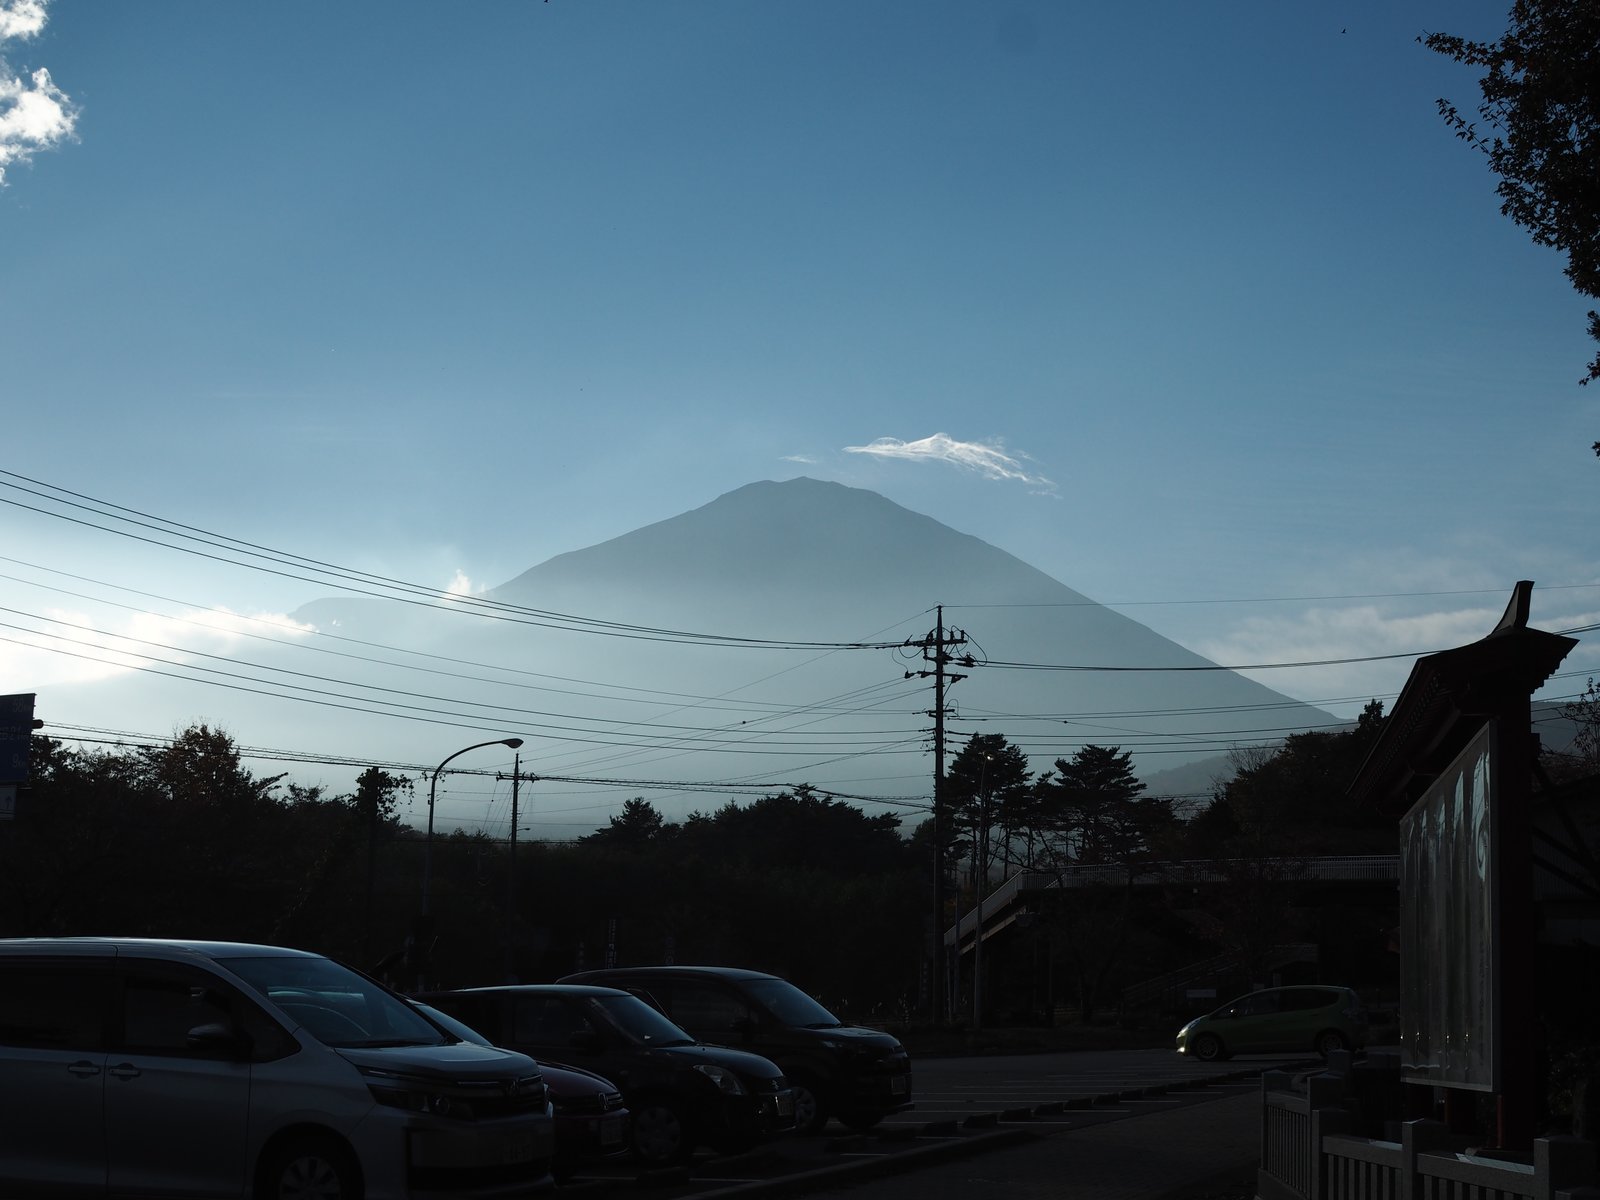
top-left (362, 1068), bottom-right (473, 1118)
top-left (692, 1063), bottom-right (748, 1096)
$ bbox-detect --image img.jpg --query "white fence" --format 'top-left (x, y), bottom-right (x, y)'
top-left (1259, 1060), bottom-right (1597, 1200)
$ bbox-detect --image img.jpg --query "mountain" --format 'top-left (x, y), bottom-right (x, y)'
top-left (40, 478), bottom-right (1338, 836)
top-left (471, 478), bottom-right (1336, 805)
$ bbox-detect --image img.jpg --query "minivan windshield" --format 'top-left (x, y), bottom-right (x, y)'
top-left (745, 978), bottom-right (841, 1029)
top-left (587, 993), bottom-right (696, 1047)
top-left (219, 954), bottom-right (448, 1049)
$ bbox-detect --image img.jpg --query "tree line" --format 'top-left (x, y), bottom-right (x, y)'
top-left (1, 709), bottom-right (1409, 1023)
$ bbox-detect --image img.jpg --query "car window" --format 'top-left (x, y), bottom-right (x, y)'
top-left (744, 978), bottom-right (840, 1028)
top-left (117, 966), bottom-right (290, 1059)
top-left (670, 981), bottom-right (756, 1033)
top-left (514, 995), bottom-right (594, 1045)
top-left (0, 963), bottom-right (111, 1051)
top-left (218, 954), bottom-right (444, 1048)
top-left (120, 972), bottom-right (236, 1054)
top-left (587, 993), bottom-right (696, 1047)
top-left (1237, 992), bottom-right (1282, 1017)
top-left (1281, 989), bottom-right (1334, 1012)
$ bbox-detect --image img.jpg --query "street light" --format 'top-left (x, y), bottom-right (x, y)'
top-left (421, 737), bottom-right (524, 917)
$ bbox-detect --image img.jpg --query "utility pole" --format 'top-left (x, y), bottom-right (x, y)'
top-left (905, 607), bottom-right (969, 1024)
top-left (499, 754), bottom-right (537, 983)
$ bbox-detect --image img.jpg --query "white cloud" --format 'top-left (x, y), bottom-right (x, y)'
top-left (1195, 598), bottom-right (1600, 715)
top-left (781, 454), bottom-right (818, 465)
top-left (0, 0), bottom-right (78, 185)
top-left (0, 605), bottom-right (315, 689)
top-left (843, 432), bottom-right (1056, 493)
top-left (445, 570), bottom-right (480, 597)
top-left (0, 0), bottom-right (46, 40)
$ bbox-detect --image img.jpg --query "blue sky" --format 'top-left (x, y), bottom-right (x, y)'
top-left (2, 0), bottom-right (1596, 830)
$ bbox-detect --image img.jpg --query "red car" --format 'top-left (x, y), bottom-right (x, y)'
top-left (412, 1001), bottom-right (630, 1177)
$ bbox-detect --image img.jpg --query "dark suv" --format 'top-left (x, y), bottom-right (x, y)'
top-left (420, 984), bottom-right (794, 1166)
top-left (561, 965), bottom-right (912, 1133)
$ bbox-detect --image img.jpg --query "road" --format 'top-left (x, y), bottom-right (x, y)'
top-left (558, 1048), bottom-right (1313, 1198)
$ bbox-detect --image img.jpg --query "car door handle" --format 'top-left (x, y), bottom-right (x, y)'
top-left (107, 1063), bottom-right (142, 1080)
top-left (67, 1060), bottom-right (102, 1078)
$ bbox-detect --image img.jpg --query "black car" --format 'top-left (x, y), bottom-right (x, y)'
top-left (561, 965), bottom-right (913, 1133)
top-left (419, 984), bottom-right (795, 1166)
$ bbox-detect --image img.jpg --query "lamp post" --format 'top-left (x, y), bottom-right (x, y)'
top-left (421, 737), bottom-right (524, 917)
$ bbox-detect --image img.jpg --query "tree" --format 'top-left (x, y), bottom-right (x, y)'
top-left (1556, 677), bottom-right (1600, 774)
top-left (1180, 702), bottom-right (1391, 983)
top-left (137, 723), bottom-right (283, 809)
top-left (1202, 700), bottom-right (1391, 858)
top-left (1031, 745), bottom-right (1174, 1022)
top-left (1036, 744), bottom-right (1159, 865)
top-left (581, 797), bottom-right (673, 846)
top-left (1421, 1), bottom-right (1600, 402)
top-left (943, 734), bottom-right (1033, 884)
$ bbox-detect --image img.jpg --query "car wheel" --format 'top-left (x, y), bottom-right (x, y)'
top-left (259, 1135), bottom-right (361, 1200)
top-left (631, 1098), bottom-right (691, 1166)
top-left (1316, 1029), bottom-right (1349, 1058)
top-left (791, 1078), bottom-right (829, 1134)
top-left (1190, 1033), bottom-right (1226, 1062)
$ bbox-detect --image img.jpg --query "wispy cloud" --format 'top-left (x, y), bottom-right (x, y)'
top-left (844, 432), bottom-right (1056, 493)
top-left (781, 454), bottom-right (818, 465)
top-left (0, 0), bottom-right (77, 185)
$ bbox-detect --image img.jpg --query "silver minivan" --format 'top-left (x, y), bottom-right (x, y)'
top-left (0, 938), bottom-right (556, 1199)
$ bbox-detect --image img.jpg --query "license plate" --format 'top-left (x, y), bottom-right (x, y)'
top-left (502, 1130), bottom-right (536, 1164)
top-left (890, 1076), bottom-right (909, 1095)
top-left (776, 1093), bottom-right (795, 1116)
top-left (599, 1115), bottom-right (624, 1147)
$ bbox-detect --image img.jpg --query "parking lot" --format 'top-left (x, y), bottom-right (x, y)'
top-left (556, 1049), bottom-right (1312, 1198)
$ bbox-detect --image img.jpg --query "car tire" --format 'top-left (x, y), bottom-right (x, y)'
top-left (259, 1134), bottom-right (361, 1200)
top-left (631, 1097), bottom-right (692, 1166)
top-left (791, 1077), bottom-right (829, 1135)
top-left (1316, 1029), bottom-right (1349, 1058)
top-left (1190, 1033), bottom-right (1227, 1062)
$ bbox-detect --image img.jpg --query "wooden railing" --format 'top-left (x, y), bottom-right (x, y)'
top-left (1258, 1059), bottom-right (1597, 1200)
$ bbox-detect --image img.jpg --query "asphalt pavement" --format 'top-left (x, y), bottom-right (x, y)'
top-left (646, 1074), bottom-right (1269, 1200)
top-left (558, 1052), bottom-right (1296, 1200)
top-left (784, 1087), bottom-right (1261, 1200)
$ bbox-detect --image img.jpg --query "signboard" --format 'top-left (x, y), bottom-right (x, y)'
top-left (0, 693), bottom-right (38, 785)
top-left (0, 784), bottom-right (14, 822)
top-left (1399, 721), bottom-right (1498, 1091)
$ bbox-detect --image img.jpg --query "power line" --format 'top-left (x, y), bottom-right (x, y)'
top-left (0, 471), bottom-right (907, 652)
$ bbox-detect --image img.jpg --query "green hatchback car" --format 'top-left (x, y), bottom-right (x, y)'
top-left (1175, 985), bottom-right (1366, 1062)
